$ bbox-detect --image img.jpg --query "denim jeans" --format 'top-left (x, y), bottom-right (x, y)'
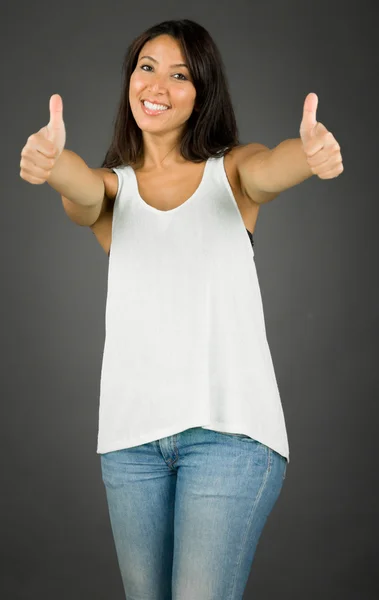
top-left (100, 426), bottom-right (287, 600)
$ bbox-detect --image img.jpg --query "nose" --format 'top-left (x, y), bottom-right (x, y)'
top-left (148, 72), bottom-right (167, 93)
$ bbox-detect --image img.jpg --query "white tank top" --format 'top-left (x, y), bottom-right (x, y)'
top-left (96, 154), bottom-right (290, 462)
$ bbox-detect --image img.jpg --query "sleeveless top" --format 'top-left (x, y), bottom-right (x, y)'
top-left (96, 154), bottom-right (290, 462)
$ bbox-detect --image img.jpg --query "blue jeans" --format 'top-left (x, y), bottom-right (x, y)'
top-left (100, 426), bottom-right (287, 600)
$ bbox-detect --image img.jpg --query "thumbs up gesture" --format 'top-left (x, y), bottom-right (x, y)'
top-left (300, 93), bottom-right (343, 179)
top-left (20, 94), bottom-right (66, 184)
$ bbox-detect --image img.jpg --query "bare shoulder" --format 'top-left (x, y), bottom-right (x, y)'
top-left (89, 167), bottom-right (119, 231)
top-left (225, 143), bottom-right (269, 175)
top-left (223, 144), bottom-right (268, 206)
top-left (93, 167), bottom-right (119, 203)
top-left (227, 143), bottom-right (281, 206)
top-left (228, 142), bottom-right (269, 162)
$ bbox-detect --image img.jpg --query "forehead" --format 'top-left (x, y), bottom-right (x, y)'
top-left (138, 35), bottom-right (185, 61)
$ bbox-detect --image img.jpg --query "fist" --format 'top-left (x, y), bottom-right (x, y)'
top-left (300, 93), bottom-right (344, 180)
top-left (20, 94), bottom-right (66, 184)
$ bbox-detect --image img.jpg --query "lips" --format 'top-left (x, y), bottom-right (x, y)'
top-left (140, 99), bottom-right (171, 116)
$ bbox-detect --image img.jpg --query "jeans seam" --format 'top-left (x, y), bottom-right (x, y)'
top-left (229, 447), bottom-right (272, 599)
top-left (168, 433), bottom-right (179, 469)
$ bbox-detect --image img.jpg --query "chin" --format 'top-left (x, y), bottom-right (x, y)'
top-left (135, 120), bottom-right (167, 133)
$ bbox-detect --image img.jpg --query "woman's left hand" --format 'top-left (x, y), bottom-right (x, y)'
top-left (300, 93), bottom-right (344, 179)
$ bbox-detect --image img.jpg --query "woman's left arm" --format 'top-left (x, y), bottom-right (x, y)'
top-left (237, 93), bottom-right (344, 205)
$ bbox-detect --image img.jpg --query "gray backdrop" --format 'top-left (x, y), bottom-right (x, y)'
top-left (1, 0), bottom-right (377, 598)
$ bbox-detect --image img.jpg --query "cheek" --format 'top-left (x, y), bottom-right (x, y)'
top-left (129, 73), bottom-right (145, 98)
top-left (174, 87), bottom-right (196, 108)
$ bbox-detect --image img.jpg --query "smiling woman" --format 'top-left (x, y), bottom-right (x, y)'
top-left (18, 8), bottom-right (345, 596)
top-left (100, 21), bottom-right (239, 170)
top-left (87, 18), bottom-right (291, 600)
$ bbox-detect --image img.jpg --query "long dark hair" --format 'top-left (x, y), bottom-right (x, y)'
top-left (100, 19), bottom-right (240, 169)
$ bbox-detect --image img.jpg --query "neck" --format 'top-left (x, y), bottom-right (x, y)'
top-left (140, 131), bottom-right (185, 170)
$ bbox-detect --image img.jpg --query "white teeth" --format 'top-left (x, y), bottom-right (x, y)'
top-left (143, 100), bottom-right (169, 111)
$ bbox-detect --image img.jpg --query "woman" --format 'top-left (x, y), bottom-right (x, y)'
top-left (20, 18), bottom-right (343, 600)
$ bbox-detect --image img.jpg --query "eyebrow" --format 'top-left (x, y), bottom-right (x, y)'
top-left (139, 55), bottom-right (189, 69)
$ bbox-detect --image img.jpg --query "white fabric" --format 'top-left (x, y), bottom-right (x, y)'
top-left (96, 154), bottom-right (289, 462)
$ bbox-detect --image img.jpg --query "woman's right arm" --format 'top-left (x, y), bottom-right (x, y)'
top-left (48, 150), bottom-right (109, 226)
top-left (20, 94), bottom-right (109, 227)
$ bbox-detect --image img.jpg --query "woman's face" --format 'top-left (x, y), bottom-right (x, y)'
top-left (129, 34), bottom-right (197, 136)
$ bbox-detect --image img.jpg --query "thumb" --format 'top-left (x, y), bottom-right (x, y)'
top-left (46, 93), bottom-right (64, 138)
top-left (300, 92), bottom-right (318, 141)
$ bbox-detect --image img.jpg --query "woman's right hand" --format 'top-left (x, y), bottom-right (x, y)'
top-left (20, 94), bottom-right (66, 184)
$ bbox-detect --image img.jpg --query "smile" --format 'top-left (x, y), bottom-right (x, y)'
top-left (141, 100), bottom-right (171, 115)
